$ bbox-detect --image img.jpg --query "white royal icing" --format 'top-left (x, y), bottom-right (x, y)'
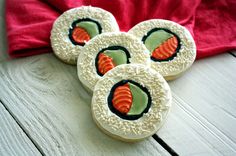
top-left (128, 19), bottom-right (196, 79)
top-left (51, 6), bottom-right (119, 64)
top-left (77, 32), bottom-right (151, 92)
top-left (92, 64), bottom-right (171, 141)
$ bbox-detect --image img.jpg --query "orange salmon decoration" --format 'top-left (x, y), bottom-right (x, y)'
top-left (72, 27), bottom-right (90, 45)
top-left (112, 83), bottom-right (133, 114)
top-left (152, 36), bottom-right (178, 60)
top-left (98, 53), bottom-right (115, 75)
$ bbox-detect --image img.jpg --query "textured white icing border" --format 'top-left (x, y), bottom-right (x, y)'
top-left (77, 32), bottom-right (150, 92)
top-left (50, 6), bottom-right (119, 64)
top-left (92, 64), bottom-right (171, 141)
top-left (128, 19), bottom-right (196, 78)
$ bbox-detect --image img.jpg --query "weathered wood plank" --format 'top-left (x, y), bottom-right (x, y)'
top-left (0, 54), bottom-right (169, 156)
top-left (0, 101), bottom-right (42, 156)
top-left (157, 53), bottom-right (236, 155)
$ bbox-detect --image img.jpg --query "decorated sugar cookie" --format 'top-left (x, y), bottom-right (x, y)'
top-left (128, 19), bottom-right (196, 80)
top-left (92, 64), bottom-right (171, 142)
top-left (77, 32), bottom-right (150, 92)
top-left (51, 6), bottom-right (119, 64)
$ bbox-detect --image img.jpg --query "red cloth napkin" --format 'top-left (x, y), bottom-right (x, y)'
top-left (5, 0), bottom-right (236, 59)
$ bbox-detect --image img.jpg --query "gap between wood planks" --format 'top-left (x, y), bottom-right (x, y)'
top-left (152, 134), bottom-right (179, 156)
top-left (228, 51), bottom-right (236, 58)
top-left (0, 99), bottom-right (45, 156)
top-left (0, 97), bottom-right (179, 156)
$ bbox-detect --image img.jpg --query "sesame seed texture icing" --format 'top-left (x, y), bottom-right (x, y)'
top-left (92, 64), bottom-right (171, 142)
top-left (51, 6), bottom-right (119, 64)
top-left (77, 32), bottom-right (150, 92)
top-left (128, 19), bottom-right (196, 80)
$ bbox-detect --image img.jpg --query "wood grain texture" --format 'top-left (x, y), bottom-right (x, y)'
top-left (0, 0), bottom-right (9, 62)
top-left (0, 101), bottom-right (42, 156)
top-left (157, 53), bottom-right (236, 155)
top-left (0, 54), bottom-right (169, 156)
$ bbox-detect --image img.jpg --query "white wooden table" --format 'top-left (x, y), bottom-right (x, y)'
top-left (1, 1), bottom-right (236, 155)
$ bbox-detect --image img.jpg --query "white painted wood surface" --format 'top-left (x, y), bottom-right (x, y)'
top-left (0, 101), bottom-right (41, 156)
top-left (0, 53), bottom-right (235, 156)
top-left (0, 54), bottom-right (169, 156)
top-left (157, 54), bottom-right (236, 155)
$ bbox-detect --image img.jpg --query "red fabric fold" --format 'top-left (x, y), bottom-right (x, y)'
top-left (194, 0), bottom-right (236, 58)
top-left (5, 0), bottom-right (236, 59)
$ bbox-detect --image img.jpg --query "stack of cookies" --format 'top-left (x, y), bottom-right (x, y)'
top-left (50, 6), bottom-right (196, 142)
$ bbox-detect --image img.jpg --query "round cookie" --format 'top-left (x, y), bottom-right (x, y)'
top-left (51, 6), bottom-right (119, 64)
top-left (77, 32), bottom-right (150, 92)
top-left (92, 64), bottom-right (172, 142)
top-left (128, 19), bottom-right (196, 80)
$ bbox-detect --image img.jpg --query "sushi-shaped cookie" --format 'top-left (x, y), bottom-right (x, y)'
top-left (51, 6), bottom-right (119, 64)
top-left (77, 32), bottom-right (150, 92)
top-left (128, 19), bottom-right (196, 80)
top-left (92, 64), bottom-right (171, 142)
